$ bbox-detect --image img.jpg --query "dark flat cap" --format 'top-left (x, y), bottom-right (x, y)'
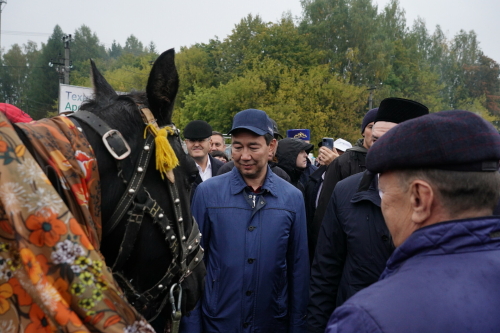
top-left (183, 120), bottom-right (212, 140)
top-left (375, 98), bottom-right (429, 124)
top-left (366, 110), bottom-right (500, 173)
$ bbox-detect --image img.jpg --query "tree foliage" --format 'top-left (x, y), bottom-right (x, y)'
top-left (1, 0), bottom-right (498, 138)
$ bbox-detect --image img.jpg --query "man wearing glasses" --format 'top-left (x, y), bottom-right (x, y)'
top-left (184, 120), bottom-right (224, 199)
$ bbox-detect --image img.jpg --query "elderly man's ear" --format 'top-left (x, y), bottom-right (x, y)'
top-left (409, 180), bottom-right (434, 224)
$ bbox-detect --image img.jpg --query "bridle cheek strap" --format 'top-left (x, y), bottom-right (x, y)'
top-left (139, 106), bottom-right (178, 183)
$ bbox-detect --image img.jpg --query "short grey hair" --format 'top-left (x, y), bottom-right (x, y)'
top-left (397, 169), bottom-right (500, 217)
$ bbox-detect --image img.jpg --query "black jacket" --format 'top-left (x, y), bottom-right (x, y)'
top-left (276, 138), bottom-right (314, 193)
top-left (310, 138), bottom-right (367, 254)
top-left (307, 171), bottom-right (394, 333)
top-left (190, 154), bottom-right (223, 201)
top-left (216, 160), bottom-right (291, 182)
top-left (304, 165), bottom-right (327, 263)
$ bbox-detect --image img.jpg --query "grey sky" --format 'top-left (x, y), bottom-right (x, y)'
top-left (2, 0), bottom-right (499, 63)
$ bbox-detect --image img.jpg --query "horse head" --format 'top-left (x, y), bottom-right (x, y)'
top-left (78, 49), bottom-right (204, 331)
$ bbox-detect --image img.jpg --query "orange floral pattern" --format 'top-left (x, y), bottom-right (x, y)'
top-left (0, 140), bottom-right (7, 153)
top-left (26, 303), bottom-right (57, 333)
top-left (0, 114), bottom-right (155, 332)
top-left (17, 116), bottom-right (102, 249)
top-left (70, 218), bottom-right (94, 251)
top-left (0, 282), bottom-right (13, 314)
top-left (26, 212), bottom-right (67, 247)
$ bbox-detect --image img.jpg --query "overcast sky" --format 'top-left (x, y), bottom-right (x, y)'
top-left (2, 0), bottom-right (499, 63)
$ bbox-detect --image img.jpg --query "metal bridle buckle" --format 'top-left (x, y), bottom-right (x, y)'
top-left (102, 129), bottom-right (132, 160)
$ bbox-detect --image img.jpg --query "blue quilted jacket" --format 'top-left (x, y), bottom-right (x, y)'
top-left (326, 216), bottom-right (500, 333)
top-left (181, 166), bottom-right (309, 333)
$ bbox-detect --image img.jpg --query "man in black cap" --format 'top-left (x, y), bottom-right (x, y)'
top-left (181, 109), bottom-right (308, 332)
top-left (325, 110), bottom-right (500, 333)
top-left (183, 120), bottom-right (223, 198)
top-left (309, 108), bottom-right (378, 258)
top-left (308, 98), bottom-right (429, 333)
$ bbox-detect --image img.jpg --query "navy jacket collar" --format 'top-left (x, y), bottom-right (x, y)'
top-left (381, 216), bottom-right (500, 279)
top-left (350, 171), bottom-right (380, 207)
top-left (230, 165), bottom-right (278, 197)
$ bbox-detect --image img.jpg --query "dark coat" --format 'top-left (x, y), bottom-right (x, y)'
top-left (190, 154), bottom-right (223, 201)
top-left (326, 216), bottom-right (500, 333)
top-left (307, 171), bottom-right (394, 333)
top-left (216, 160), bottom-right (291, 182)
top-left (310, 139), bottom-right (367, 255)
top-left (304, 165), bottom-right (327, 263)
top-left (276, 138), bottom-right (314, 193)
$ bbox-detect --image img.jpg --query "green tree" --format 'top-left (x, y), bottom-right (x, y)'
top-left (71, 25), bottom-right (107, 64)
top-left (108, 40), bottom-right (123, 59)
top-left (463, 55), bottom-right (500, 114)
top-left (176, 58), bottom-right (366, 144)
top-left (26, 25), bottom-right (65, 119)
top-left (123, 35), bottom-right (145, 56)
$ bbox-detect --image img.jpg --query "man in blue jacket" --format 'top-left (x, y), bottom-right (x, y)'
top-left (181, 109), bottom-right (309, 333)
top-left (326, 110), bottom-right (500, 333)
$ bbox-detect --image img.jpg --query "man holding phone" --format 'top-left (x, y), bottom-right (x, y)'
top-left (316, 138), bottom-right (338, 166)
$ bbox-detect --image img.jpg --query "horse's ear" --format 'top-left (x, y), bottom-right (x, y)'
top-left (90, 59), bottom-right (117, 103)
top-left (146, 49), bottom-right (179, 124)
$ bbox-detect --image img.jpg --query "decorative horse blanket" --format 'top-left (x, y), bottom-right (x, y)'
top-left (16, 116), bottom-right (102, 250)
top-left (0, 113), bottom-right (154, 332)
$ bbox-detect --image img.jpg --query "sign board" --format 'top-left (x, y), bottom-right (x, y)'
top-left (58, 84), bottom-right (93, 113)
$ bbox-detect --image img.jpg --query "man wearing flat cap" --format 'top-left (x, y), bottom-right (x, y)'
top-left (308, 98), bottom-right (429, 333)
top-left (181, 109), bottom-right (309, 332)
top-left (183, 120), bottom-right (223, 199)
top-left (325, 110), bottom-right (500, 333)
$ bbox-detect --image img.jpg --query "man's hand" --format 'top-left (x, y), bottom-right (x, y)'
top-left (317, 146), bottom-right (339, 166)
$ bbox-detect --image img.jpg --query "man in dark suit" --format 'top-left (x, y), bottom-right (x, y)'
top-left (183, 120), bottom-right (223, 200)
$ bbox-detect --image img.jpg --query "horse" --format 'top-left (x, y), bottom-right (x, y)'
top-left (12, 49), bottom-right (205, 332)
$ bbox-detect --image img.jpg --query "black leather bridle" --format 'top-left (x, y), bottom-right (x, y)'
top-left (68, 108), bottom-right (203, 323)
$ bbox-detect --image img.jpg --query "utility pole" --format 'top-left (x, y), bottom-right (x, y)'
top-left (367, 86), bottom-right (377, 110)
top-left (63, 34), bottom-right (71, 84)
top-left (48, 34), bottom-right (73, 85)
top-left (0, 0), bottom-right (7, 59)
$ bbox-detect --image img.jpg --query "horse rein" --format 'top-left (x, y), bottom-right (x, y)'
top-left (68, 108), bottom-right (204, 325)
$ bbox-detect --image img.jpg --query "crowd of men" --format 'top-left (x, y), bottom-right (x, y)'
top-left (3, 97), bottom-right (499, 332)
top-left (177, 98), bottom-right (500, 333)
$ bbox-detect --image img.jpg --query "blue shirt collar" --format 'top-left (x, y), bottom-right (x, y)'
top-left (230, 165), bottom-right (278, 197)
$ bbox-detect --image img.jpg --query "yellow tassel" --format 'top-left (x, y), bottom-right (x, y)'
top-left (144, 124), bottom-right (179, 179)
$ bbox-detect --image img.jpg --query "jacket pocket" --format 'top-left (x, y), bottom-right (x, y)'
top-left (206, 267), bottom-right (220, 316)
top-left (275, 267), bottom-right (288, 317)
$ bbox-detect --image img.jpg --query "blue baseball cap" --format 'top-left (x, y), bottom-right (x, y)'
top-left (228, 109), bottom-right (274, 136)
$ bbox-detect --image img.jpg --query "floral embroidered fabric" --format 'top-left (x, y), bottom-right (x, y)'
top-left (0, 113), bottom-right (154, 332)
top-left (16, 116), bottom-right (102, 250)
